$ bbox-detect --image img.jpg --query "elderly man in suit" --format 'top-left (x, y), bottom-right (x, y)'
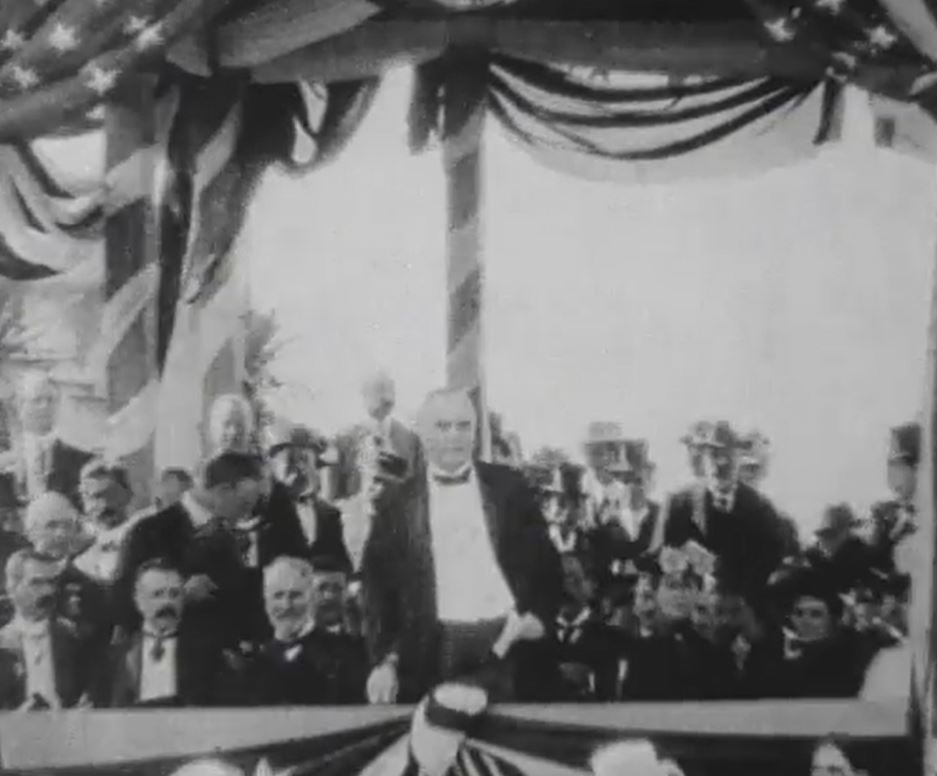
top-left (0, 373), bottom-right (93, 510)
top-left (659, 421), bottom-right (788, 600)
top-left (96, 558), bottom-right (229, 707)
top-left (0, 549), bottom-right (91, 709)
top-left (362, 388), bottom-right (561, 703)
top-left (333, 371), bottom-right (423, 501)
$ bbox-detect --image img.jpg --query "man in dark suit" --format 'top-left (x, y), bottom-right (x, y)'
top-left (803, 503), bottom-right (874, 594)
top-left (332, 371), bottom-right (424, 501)
top-left (113, 452), bottom-right (264, 645)
top-left (0, 373), bottom-right (93, 511)
top-left (361, 388), bottom-right (561, 704)
top-left (266, 422), bottom-right (351, 571)
top-left (868, 422), bottom-right (920, 576)
top-left (96, 558), bottom-right (230, 707)
top-left (659, 421), bottom-right (788, 599)
top-left (248, 556), bottom-right (367, 705)
top-left (0, 549), bottom-right (91, 709)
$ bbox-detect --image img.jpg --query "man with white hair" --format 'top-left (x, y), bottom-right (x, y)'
top-left (24, 491), bottom-right (111, 648)
top-left (333, 370), bottom-right (423, 500)
top-left (361, 388), bottom-right (561, 703)
top-left (248, 556), bottom-right (366, 705)
top-left (0, 372), bottom-right (92, 509)
top-left (0, 549), bottom-right (91, 709)
top-left (206, 394), bottom-right (255, 456)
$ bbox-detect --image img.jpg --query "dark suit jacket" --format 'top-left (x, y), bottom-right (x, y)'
top-left (661, 483), bottom-right (787, 596)
top-left (249, 481), bottom-right (308, 567)
top-left (0, 437), bottom-right (93, 510)
top-left (333, 419), bottom-right (424, 500)
top-left (543, 612), bottom-right (619, 701)
top-left (360, 461), bottom-right (562, 700)
top-left (0, 618), bottom-right (90, 709)
top-left (297, 496), bottom-right (352, 572)
top-left (57, 562), bottom-right (113, 650)
top-left (803, 538), bottom-right (876, 594)
top-left (94, 624), bottom-right (229, 708)
top-left (113, 503), bottom-right (250, 643)
top-left (248, 628), bottom-right (368, 706)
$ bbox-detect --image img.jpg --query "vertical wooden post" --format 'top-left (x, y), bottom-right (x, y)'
top-left (104, 76), bottom-right (158, 508)
top-left (442, 50), bottom-right (491, 459)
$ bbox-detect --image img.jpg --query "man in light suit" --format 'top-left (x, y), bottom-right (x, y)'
top-left (332, 371), bottom-right (423, 501)
top-left (0, 549), bottom-right (91, 709)
top-left (361, 388), bottom-right (561, 703)
top-left (0, 373), bottom-right (93, 511)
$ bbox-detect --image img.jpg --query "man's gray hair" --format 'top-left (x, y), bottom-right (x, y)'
top-left (24, 491), bottom-right (79, 534)
top-left (5, 548), bottom-right (53, 592)
top-left (263, 555), bottom-right (314, 589)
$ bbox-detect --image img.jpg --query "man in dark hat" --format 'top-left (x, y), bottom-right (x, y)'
top-left (266, 422), bottom-right (350, 571)
top-left (658, 421), bottom-right (788, 600)
top-left (868, 422), bottom-right (921, 576)
top-left (592, 440), bottom-right (661, 580)
top-left (537, 464), bottom-right (590, 557)
top-left (737, 430), bottom-right (800, 555)
top-left (802, 503), bottom-right (874, 594)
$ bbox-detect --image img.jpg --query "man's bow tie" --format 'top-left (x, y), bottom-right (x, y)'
top-left (433, 469), bottom-right (471, 486)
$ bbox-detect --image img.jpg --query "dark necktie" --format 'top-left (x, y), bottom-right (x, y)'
top-left (150, 636), bottom-right (166, 662)
top-left (713, 493), bottom-right (732, 513)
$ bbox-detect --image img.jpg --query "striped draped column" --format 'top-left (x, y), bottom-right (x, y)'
top-left (442, 51), bottom-right (491, 460)
top-left (103, 76), bottom-right (159, 507)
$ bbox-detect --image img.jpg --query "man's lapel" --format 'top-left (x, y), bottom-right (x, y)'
top-left (50, 621), bottom-right (73, 706)
top-left (476, 465), bottom-right (505, 565)
top-left (410, 479), bottom-right (437, 618)
top-left (123, 633), bottom-right (143, 704)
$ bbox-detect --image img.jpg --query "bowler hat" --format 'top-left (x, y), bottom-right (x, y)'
top-left (696, 420), bottom-right (740, 451)
top-left (815, 503), bottom-right (859, 537)
top-left (680, 420), bottom-right (713, 448)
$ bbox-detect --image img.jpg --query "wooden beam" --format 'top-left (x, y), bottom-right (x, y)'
top-left (104, 77), bottom-right (158, 507)
top-left (247, 19), bottom-right (829, 84)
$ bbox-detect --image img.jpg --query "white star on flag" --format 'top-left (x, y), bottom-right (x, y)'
top-left (124, 16), bottom-right (150, 35)
top-left (765, 16), bottom-right (797, 42)
top-left (815, 0), bottom-right (846, 12)
top-left (49, 23), bottom-right (79, 52)
top-left (136, 24), bottom-right (164, 51)
top-left (867, 25), bottom-right (899, 50)
top-left (85, 64), bottom-right (117, 95)
top-left (0, 28), bottom-right (25, 51)
top-left (10, 65), bottom-right (39, 89)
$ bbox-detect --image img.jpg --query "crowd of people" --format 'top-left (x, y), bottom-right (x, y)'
top-left (0, 370), bottom-right (918, 709)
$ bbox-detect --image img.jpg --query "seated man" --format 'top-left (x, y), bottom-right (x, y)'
top-left (95, 558), bottom-right (231, 707)
top-left (0, 549), bottom-right (92, 709)
top-left (249, 556), bottom-right (366, 705)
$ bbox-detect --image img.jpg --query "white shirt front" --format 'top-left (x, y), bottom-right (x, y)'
top-left (74, 512), bottom-right (146, 582)
top-left (14, 618), bottom-right (59, 708)
top-left (21, 432), bottom-right (54, 498)
top-left (427, 467), bottom-right (515, 622)
top-left (296, 494), bottom-right (318, 546)
top-left (139, 633), bottom-right (178, 702)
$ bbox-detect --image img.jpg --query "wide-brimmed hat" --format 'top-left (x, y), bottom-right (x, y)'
top-left (815, 503), bottom-right (859, 537)
top-left (584, 421), bottom-right (627, 447)
top-left (888, 422), bottom-right (921, 467)
top-left (680, 420), bottom-right (714, 448)
top-left (264, 420), bottom-right (330, 465)
top-left (696, 420), bottom-right (740, 451)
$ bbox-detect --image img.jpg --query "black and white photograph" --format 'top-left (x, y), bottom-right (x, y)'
top-left (0, 0), bottom-right (933, 774)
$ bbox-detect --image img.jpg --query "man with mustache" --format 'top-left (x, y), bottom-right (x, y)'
top-left (248, 556), bottom-right (365, 705)
top-left (24, 491), bottom-right (111, 650)
top-left (74, 460), bottom-right (143, 584)
top-left (0, 549), bottom-right (91, 709)
top-left (95, 558), bottom-right (229, 707)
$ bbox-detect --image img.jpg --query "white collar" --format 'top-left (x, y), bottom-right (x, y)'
top-left (181, 491), bottom-right (214, 528)
top-left (142, 628), bottom-right (178, 641)
top-left (274, 619), bottom-right (314, 644)
top-left (557, 607), bottom-right (591, 629)
top-left (12, 616), bottom-right (50, 639)
top-left (428, 463), bottom-right (474, 484)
